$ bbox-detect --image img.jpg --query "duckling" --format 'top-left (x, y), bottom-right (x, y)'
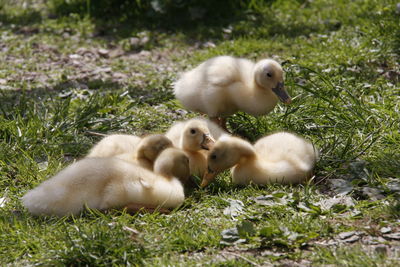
top-left (174, 56), bottom-right (291, 129)
top-left (87, 134), bottom-right (141, 158)
top-left (165, 118), bottom-right (226, 176)
top-left (201, 132), bottom-right (318, 187)
top-left (115, 134), bottom-right (173, 170)
top-left (22, 148), bottom-right (190, 216)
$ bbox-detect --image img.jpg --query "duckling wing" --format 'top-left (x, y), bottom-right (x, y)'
top-left (205, 56), bottom-right (243, 86)
top-left (139, 176), bottom-right (154, 189)
top-left (22, 158), bottom-right (115, 216)
top-left (174, 56), bottom-right (252, 116)
top-left (254, 132), bottom-right (318, 175)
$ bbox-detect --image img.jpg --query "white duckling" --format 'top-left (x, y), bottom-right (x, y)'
top-left (22, 148), bottom-right (190, 216)
top-left (165, 118), bottom-right (226, 176)
top-left (201, 132), bottom-right (318, 187)
top-left (87, 134), bottom-right (141, 158)
top-left (114, 134), bottom-right (173, 170)
top-left (174, 56), bottom-right (291, 129)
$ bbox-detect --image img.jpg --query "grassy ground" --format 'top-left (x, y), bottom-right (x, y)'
top-left (1, 0), bottom-right (399, 265)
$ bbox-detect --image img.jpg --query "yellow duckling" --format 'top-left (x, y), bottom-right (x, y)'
top-left (115, 134), bottom-right (173, 170)
top-left (87, 134), bottom-right (141, 158)
top-left (174, 56), bottom-right (291, 129)
top-left (165, 118), bottom-right (226, 176)
top-left (22, 148), bottom-right (190, 216)
top-left (201, 132), bottom-right (318, 187)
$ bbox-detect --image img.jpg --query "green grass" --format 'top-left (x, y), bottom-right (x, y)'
top-left (1, 0), bottom-right (400, 265)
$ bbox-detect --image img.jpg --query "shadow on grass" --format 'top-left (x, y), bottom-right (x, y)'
top-left (0, 9), bottom-right (42, 26)
top-left (0, 74), bottom-right (173, 112)
top-left (0, 0), bottom-right (342, 45)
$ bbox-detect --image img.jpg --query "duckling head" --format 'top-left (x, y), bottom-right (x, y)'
top-left (154, 148), bottom-right (192, 185)
top-left (254, 59), bottom-right (291, 104)
top-left (200, 135), bottom-right (255, 187)
top-left (137, 134), bottom-right (173, 162)
top-left (181, 119), bottom-right (215, 152)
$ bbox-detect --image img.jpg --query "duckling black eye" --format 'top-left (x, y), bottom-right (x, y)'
top-left (190, 128), bottom-right (196, 134)
top-left (267, 72), bottom-right (272, 77)
top-left (210, 154), bottom-right (217, 160)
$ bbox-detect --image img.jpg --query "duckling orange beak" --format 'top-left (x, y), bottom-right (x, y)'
top-left (272, 82), bottom-right (291, 104)
top-left (200, 134), bottom-right (215, 150)
top-left (200, 167), bottom-right (217, 188)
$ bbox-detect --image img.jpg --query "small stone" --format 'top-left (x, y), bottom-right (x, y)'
top-left (112, 72), bottom-right (128, 79)
top-left (98, 48), bottom-right (109, 57)
top-left (342, 235), bottom-right (360, 243)
top-left (140, 36), bottom-right (150, 46)
top-left (92, 67), bottom-right (112, 74)
top-left (380, 227), bottom-right (392, 234)
top-left (129, 37), bottom-right (141, 48)
top-left (71, 60), bottom-right (81, 66)
top-left (338, 231), bottom-right (356, 239)
top-left (139, 50), bottom-right (151, 57)
top-left (203, 41), bottom-right (216, 48)
top-left (109, 48), bottom-right (124, 58)
top-left (69, 54), bottom-right (82, 59)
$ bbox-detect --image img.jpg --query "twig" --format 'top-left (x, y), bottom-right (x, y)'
top-left (85, 131), bottom-right (108, 137)
top-left (222, 251), bottom-right (261, 266)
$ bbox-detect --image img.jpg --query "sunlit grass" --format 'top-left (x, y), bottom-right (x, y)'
top-left (0, 0), bottom-right (399, 265)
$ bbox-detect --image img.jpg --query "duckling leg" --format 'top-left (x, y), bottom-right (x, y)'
top-left (124, 203), bottom-right (171, 214)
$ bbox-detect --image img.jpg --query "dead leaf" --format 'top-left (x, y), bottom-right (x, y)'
top-left (361, 187), bottom-right (385, 200)
top-left (338, 231), bottom-right (356, 239)
top-left (380, 227), bottom-right (392, 234)
top-left (329, 179), bottom-right (353, 195)
top-left (220, 227), bottom-right (245, 245)
top-left (317, 196), bottom-right (354, 211)
top-left (383, 232), bottom-right (400, 240)
top-left (223, 199), bottom-right (244, 219)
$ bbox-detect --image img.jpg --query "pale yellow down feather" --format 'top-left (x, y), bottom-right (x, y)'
top-left (165, 118), bottom-right (227, 176)
top-left (174, 56), bottom-right (291, 121)
top-left (202, 132), bottom-right (318, 186)
top-left (22, 148), bottom-right (190, 216)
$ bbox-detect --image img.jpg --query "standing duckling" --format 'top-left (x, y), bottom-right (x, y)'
top-left (22, 148), bottom-right (191, 216)
top-left (174, 56), bottom-right (291, 129)
top-left (201, 132), bottom-right (318, 187)
top-left (165, 118), bottom-right (226, 176)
